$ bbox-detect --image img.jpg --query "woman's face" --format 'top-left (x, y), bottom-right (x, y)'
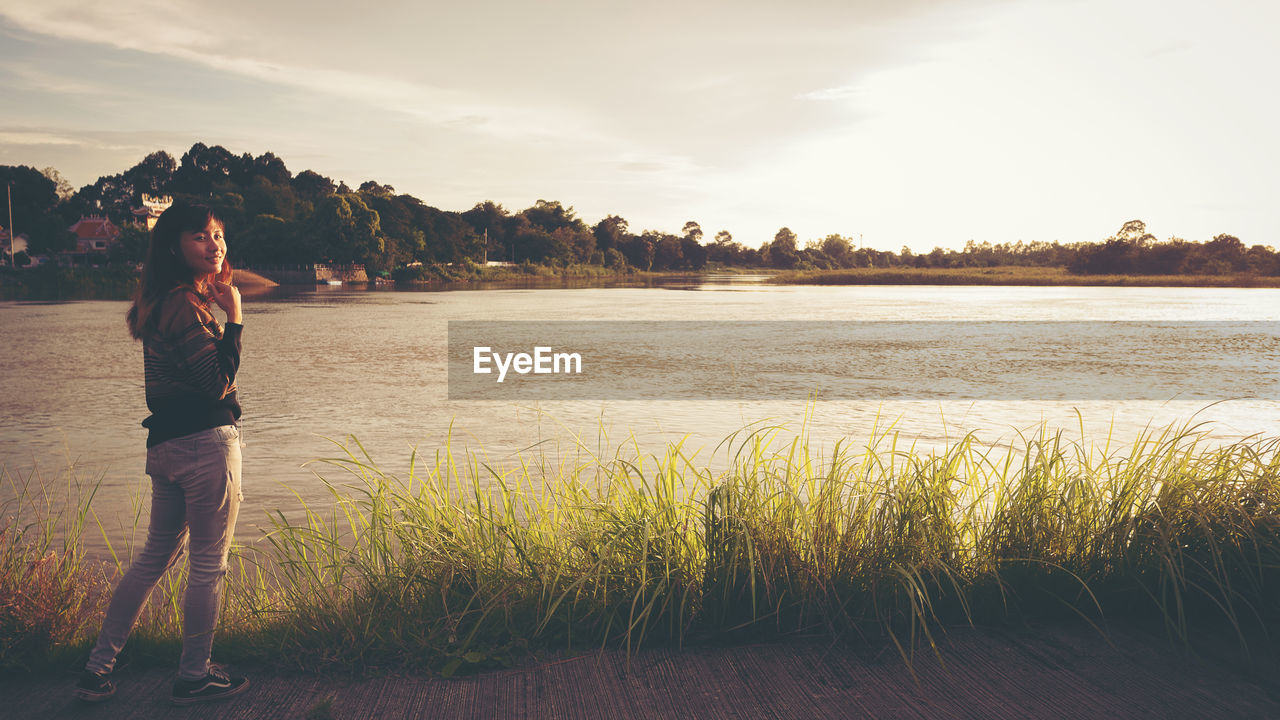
top-left (178, 219), bottom-right (226, 276)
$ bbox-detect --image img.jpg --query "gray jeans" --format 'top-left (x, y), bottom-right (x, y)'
top-left (87, 424), bottom-right (242, 680)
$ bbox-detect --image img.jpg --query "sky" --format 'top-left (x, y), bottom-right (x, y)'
top-left (0, 0), bottom-right (1276, 252)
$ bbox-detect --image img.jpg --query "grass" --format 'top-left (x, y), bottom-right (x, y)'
top-left (2, 418), bottom-right (1278, 677)
top-left (770, 265), bottom-right (1280, 287)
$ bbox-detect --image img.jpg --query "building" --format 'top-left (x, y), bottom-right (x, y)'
top-left (131, 194), bottom-right (173, 230)
top-left (68, 215), bottom-right (121, 253)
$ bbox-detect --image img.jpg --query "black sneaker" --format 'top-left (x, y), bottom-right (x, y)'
top-left (170, 665), bottom-right (249, 706)
top-left (74, 669), bottom-right (116, 702)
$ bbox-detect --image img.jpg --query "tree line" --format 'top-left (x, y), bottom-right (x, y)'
top-left (2, 146), bottom-right (1276, 277)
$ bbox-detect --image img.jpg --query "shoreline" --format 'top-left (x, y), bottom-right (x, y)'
top-left (769, 266), bottom-right (1280, 287)
top-left (5, 265), bottom-right (1280, 302)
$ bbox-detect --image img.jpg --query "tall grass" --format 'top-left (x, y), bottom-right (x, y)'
top-left (3, 420), bottom-right (1278, 675)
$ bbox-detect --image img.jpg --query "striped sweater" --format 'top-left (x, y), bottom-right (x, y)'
top-left (141, 287), bottom-right (243, 447)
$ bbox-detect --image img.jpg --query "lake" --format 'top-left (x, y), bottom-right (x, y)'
top-left (3, 279), bottom-right (1279, 549)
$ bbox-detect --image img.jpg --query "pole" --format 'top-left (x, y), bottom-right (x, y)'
top-left (6, 182), bottom-right (13, 268)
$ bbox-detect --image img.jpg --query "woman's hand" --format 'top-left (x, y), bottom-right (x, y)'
top-left (209, 281), bottom-right (243, 324)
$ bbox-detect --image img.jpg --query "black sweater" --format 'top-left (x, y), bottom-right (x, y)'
top-left (141, 288), bottom-right (243, 447)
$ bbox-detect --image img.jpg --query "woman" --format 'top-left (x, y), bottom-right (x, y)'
top-left (75, 203), bottom-right (250, 706)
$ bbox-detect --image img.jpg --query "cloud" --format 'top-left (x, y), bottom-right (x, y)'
top-left (0, 128), bottom-right (146, 153)
top-left (0, 1), bottom-right (607, 146)
top-left (2, 66), bottom-right (118, 98)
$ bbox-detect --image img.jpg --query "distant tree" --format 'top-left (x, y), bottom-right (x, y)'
top-left (252, 152), bottom-right (292, 186)
top-left (766, 227), bottom-right (798, 268)
top-left (242, 175), bottom-right (299, 222)
top-left (462, 201), bottom-right (511, 261)
top-left (604, 247), bottom-right (627, 269)
top-left (124, 151), bottom-right (177, 196)
top-left (642, 230), bottom-right (680, 270)
top-left (0, 165), bottom-right (59, 228)
top-left (233, 214), bottom-right (291, 265)
top-left (23, 214), bottom-right (77, 256)
top-left (819, 234), bottom-right (856, 268)
top-left (415, 204), bottom-right (480, 264)
top-left (619, 233), bottom-right (656, 271)
top-left (592, 215), bottom-right (630, 253)
top-left (681, 221), bottom-right (703, 244)
top-left (292, 170), bottom-right (336, 199)
top-left (112, 224), bottom-right (150, 263)
top-left (358, 180), bottom-right (396, 196)
top-left (40, 166), bottom-right (75, 201)
top-left (1069, 220), bottom-right (1154, 274)
top-left (307, 193), bottom-right (385, 266)
top-left (511, 225), bottom-right (566, 264)
top-left (1245, 244), bottom-right (1279, 275)
top-left (1203, 234), bottom-right (1246, 273)
top-left (211, 191), bottom-right (247, 234)
top-left (680, 235), bottom-right (708, 269)
top-left (174, 143), bottom-right (241, 196)
top-left (520, 199), bottom-right (583, 235)
top-left (1117, 219), bottom-right (1156, 246)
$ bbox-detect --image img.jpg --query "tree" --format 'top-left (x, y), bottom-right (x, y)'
top-left (174, 143), bottom-right (241, 196)
top-left (617, 233), bottom-right (656, 271)
top-left (292, 170), bottom-right (336, 199)
top-left (819, 234), bottom-right (855, 268)
top-left (462, 201), bottom-right (510, 261)
top-left (358, 180), bottom-right (395, 196)
top-left (123, 151), bottom-right (177, 197)
top-left (41, 167), bottom-right (75, 201)
top-left (680, 235), bottom-right (708, 269)
top-left (520, 199), bottom-right (584, 236)
top-left (592, 215), bottom-right (630, 253)
top-left (681, 221), bottom-right (703, 244)
top-left (1, 166), bottom-right (62, 256)
top-left (766, 227), bottom-right (798, 268)
top-left (235, 214), bottom-right (293, 265)
top-left (1069, 220), bottom-right (1153, 274)
top-left (22, 214), bottom-right (77, 256)
top-left (604, 247), bottom-right (627, 269)
top-left (307, 193), bottom-right (385, 266)
top-left (252, 152), bottom-right (291, 186)
top-left (1116, 219), bottom-right (1156, 246)
top-left (0, 165), bottom-right (59, 227)
top-left (111, 224), bottom-right (150, 263)
top-left (1203, 234), bottom-right (1245, 273)
top-left (242, 175), bottom-right (299, 222)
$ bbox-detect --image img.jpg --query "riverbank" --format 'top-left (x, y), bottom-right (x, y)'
top-left (9, 263), bottom-right (1280, 301)
top-left (0, 266), bottom-right (276, 301)
top-left (770, 265), bottom-right (1280, 287)
top-left (5, 422), bottom-right (1278, 682)
top-left (5, 620), bottom-right (1278, 719)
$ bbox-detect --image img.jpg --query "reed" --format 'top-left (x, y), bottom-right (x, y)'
top-left (3, 419), bottom-right (1277, 675)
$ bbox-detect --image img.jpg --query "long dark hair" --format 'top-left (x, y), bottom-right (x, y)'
top-left (126, 203), bottom-right (231, 340)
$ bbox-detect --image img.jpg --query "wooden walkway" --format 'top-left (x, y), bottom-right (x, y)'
top-left (5, 622), bottom-right (1278, 719)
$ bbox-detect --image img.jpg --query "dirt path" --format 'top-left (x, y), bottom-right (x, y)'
top-left (5, 622), bottom-right (1277, 719)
